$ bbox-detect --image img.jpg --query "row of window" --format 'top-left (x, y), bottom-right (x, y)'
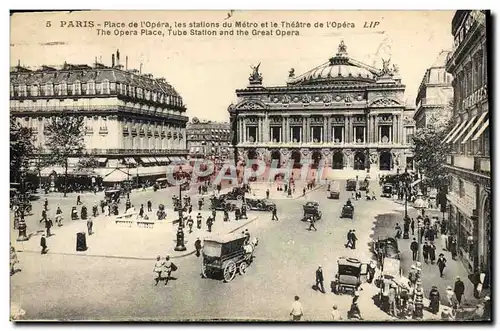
top-left (10, 81), bottom-right (183, 107)
top-left (453, 13), bottom-right (478, 51)
top-left (454, 50), bottom-right (486, 112)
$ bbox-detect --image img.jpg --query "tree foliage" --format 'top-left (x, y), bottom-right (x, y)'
top-left (412, 124), bottom-right (452, 190)
top-left (10, 118), bottom-right (34, 182)
top-left (44, 115), bottom-right (85, 195)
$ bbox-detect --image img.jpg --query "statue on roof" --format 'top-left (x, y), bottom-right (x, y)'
top-left (381, 58), bottom-right (391, 75)
top-left (338, 40), bottom-right (347, 53)
top-left (392, 64), bottom-right (399, 74)
top-left (249, 62), bottom-right (263, 85)
top-left (288, 68), bottom-right (295, 78)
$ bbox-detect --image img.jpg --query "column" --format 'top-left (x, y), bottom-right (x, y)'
top-left (323, 116), bottom-right (328, 142)
top-left (281, 116), bottom-right (286, 143)
top-left (391, 115), bottom-right (396, 144)
top-left (389, 125), bottom-right (392, 143)
top-left (259, 116), bottom-right (263, 142)
top-left (341, 127), bottom-right (345, 143)
top-left (344, 116), bottom-right (349, 143)
top-left (242, 118), bottom-right (247, 143)
top-left (368, 115), bottom-right (373, 143)
top-left (327, 116), bottom-right (332, 142)
top-left (349, 115), bottom-right (354, 142)
top-left (302, 117), bottom-right (307, 143)
top-left (363, 127), bottom-right (366, 144)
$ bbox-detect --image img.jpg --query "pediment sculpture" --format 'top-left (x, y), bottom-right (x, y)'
top-left (371, 98), bottom-right (400, 107)
top-left (240, 101), bottom-right (265, 110)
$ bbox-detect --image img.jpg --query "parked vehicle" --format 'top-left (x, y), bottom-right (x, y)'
top-left (332, 257), bottom-right (367, 295)
top-left (210, 196), bottom-right (236, 211)
top-left (329, 181), bottom-right (341, 199)
top-left (223, 187), bottom-right (247, 201)
top-left (245, 198), bottom-right (276, 211)
top-left (346, 179), bottom-right (357, 191)
top-left (381, 184), bottom-right (394, 198)
top-left (104, 189), bottom-right (121, 204)
top-left (302, 201), bottom-right (322, 220)
top-left (155, 178), bottom-right (172, 189)
top-left (201, 233), bottom-right (258, 282)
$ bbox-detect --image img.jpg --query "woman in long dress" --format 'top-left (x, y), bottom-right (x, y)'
top-left (153, 256), bottom-right (164, 286)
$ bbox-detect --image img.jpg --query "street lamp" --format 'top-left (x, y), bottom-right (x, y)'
top-left (402, 168), bottom-right (411, 239)
top-left (174, 166), bottom-right (187, 251)
top-left (413, 192), bottom-right (427, 262)
top-left (17, 165), bottom-right (29, 242)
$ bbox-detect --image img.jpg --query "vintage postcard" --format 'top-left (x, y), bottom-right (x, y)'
top-left (9, 10), bottom-right (491, 322)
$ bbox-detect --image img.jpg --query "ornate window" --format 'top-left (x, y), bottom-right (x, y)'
top-left (19, 84), bottom-right (26, 96)
top-left (30, 84), bottom-right (39, 96)
top-left (96, 82), bottom-right (102, 94)
top-left (44, 83), bottom-right (54, 96)
top-left (88, 81), bottom-right (95, 95)
top-left (74, 81), bottom-right (81, 95)
top-left (102, 80), bottom-right (110, 94)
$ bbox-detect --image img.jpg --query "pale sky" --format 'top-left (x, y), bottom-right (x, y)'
top-left (10, 10), bottom-right (454, 122)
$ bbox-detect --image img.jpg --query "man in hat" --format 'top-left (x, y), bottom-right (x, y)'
top-left (308, 216), bottom-right (317, 231)
top-left (196, 212), bottom-right (202, 229)
top-left (345, 230), bottom-right (352, 248)
top-left (437, 253), bottom-right (447, 277)
top-left (290, 295), bottom-right (303, 321)
top-left (367, 260), bottom-right (376, 283)
top-left (315, 266), bottom-right (324, 293)
top-left (87, 217), bottom-right (93, 236)
top-left (271, 205), bottom-right (278, 221)
top-left (429, 242), bottom-right (436, 264)
top-left (422, 241), bottom-right (430, 263)
top-left (147, 200), bottom-right (152, 212)
top-left (410, 238), bottom-right (419, 261)
top-left (454, 276), bottom-right (465, 305)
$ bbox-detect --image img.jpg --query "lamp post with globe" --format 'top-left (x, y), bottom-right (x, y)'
top-left (174, 166), bottom-right (187, 252)
top-left (402, 168), bottom-right (412, 239)
top-left (16, 165), bottom-right (29, 242)
top-left (413, 192), bottom-right (427, 261)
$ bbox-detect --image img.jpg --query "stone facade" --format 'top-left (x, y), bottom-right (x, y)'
top-left (186, 118), bottom-right (232, 160)
top-left (228, 41), bottom-right (414, 173)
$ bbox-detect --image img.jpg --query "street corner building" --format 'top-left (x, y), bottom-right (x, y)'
top-left (227, 41), bottom-right (415, 176)
top-left (442, 11), bottom-right (491, 286)
top-left (186, 118), bottom-right (233, 162)
top-left (10, 50), bottom-right (189, 188)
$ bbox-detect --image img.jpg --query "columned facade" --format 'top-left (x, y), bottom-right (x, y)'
top-left (229, 41), bottom-right (413, 174)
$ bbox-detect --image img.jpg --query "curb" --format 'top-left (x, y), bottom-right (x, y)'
top-left (292, 184), bottom-right (325, 200)
top-left (15, 216), bottom-right (261, 261)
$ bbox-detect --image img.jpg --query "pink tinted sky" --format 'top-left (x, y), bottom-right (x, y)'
top-left (10, 10), bottom-right (454, 122)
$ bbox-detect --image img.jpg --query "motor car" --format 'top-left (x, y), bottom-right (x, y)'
top-left (328, 181), bottom-right (340, 199)
top-left (346, 179), bottom-right (357, 191)
top-left (303, 201), bottom-right (322, 220)
top-left (381, 184), bottom-right (394, 198)
top-left (245, 198), bottom-right (276, 211)
top-left (223, 187), bottom-right (247, 201)
top-left (331, 257), bottom-right (367, 294)
top-left (341, 204), bottom-right (354, 219)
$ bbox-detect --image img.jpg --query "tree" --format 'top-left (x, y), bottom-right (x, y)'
top-left (412, 123), bottom-right (452, 191)
top-left (44, 115), bottom-right (85, 197)
top-left (10, 118), bottom-right (34, 183)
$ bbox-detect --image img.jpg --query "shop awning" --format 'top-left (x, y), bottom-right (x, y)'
top-left (140, 157), bottom-right (150, 164)
top-left (444, 121), bottom-right (467, 143)
top-left (148, 157), bottom-right (158, 163)
top-left (97, 158), bottom-right (108, 163)
top-left (442, 121), bottom-right (462, 143)
top-left (170, 156), bottom-right (181, 162)
top-left (103, 169), bottom-right (129, 183)
top-left (124, 158), bottom-right (136, 165)
top-left (179, 156), bottom-right (187, 161)
top-left (462, 112), bottom-right (489, 144)
top-left (471, 119), bottom-right (489, 141)
top-left (452, 116), bottom-right (477, 143)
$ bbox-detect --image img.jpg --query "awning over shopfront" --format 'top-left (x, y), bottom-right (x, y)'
top-left (444, 121), bottom-right (467, 143)
top-left (97, 158), bottom-right (108, 163)
top-left (170, 156), bottom-right (181, 162)
top-left (124, 158), bottom-right (137, 165)
top-left (462, 112), bottom-right (489, 144)
top-left (179, 156), bottom-right (187, 162)
top-left (452, 116), bottom-right (477, 143)
top-left (140, 157), bottom-right (150, 164)
top-left (103, 169), bottom-right (129, 183)
top-left (442, 121), bottom-right (462, 143)
top-left (471, 119), bottom-right (489, 141)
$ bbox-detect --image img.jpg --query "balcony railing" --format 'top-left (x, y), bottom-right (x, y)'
top-left (10, 104), bottom-right (189, 122)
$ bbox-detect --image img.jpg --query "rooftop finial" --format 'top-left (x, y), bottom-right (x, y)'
top-left (337, 40), bottom-right (347, 56)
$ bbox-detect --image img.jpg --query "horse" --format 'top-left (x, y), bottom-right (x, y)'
top-left (244, 237), bottom-right (259, 261)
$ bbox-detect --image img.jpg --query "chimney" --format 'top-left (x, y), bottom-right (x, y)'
top-left (139, 62), bottom-right (143, 74)
top-left (125, 56), bottom-right (128, 70)
top-left (116, 49), bottom-right (120, 65)
top-left (112, 54), bottom-right (115, 67)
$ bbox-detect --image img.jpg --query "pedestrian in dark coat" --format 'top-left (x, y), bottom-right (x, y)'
top-left (40, 234), bottom-right (47, 254)
top-left (87, 218), bottom-right (93, 235)
top-left (437, 253), bottom-right (447, 277)
top-left (92, 204), bottom-right (98, 217)
top-left (411, 218), bottom-right (415, 235)
top-left (345, 230), bottom-right (352, 248)
top-left (429, 286), bottom-right (441, 314)
top-left (206, 217), bottom-right (213, 232)
top-left (422, 242), bottom-right (429, 263)
top-left (272, 207), bottom-right (278, 221)
top-left (40, 209), bottom-right (48, 222)
top-left (454, 276), bottom-right (465, 305)
top-left (194, 238), bottom-right (202, 257)
top-left (410, 238), bottom-right (419, 261)
top-left (308, 216), bottom-right (317, 231)
top-left (351, 230), bottom-right (358, 249)
top-left (76, 195), bottom-right (81, 205)
top-left (196, 213), bottom-right (202, 229)
top-left (450, 238), bottom-right (458, 260)
top-left (429, 228), bottom-right (435, 242)
top-left (429, 243), bottom-right (436, 264)
top-left (266, 189), bottom-right (270, 199)
top-left (315, 266), bottom-right (325, 293)
top-left (139, 204), bottom-right (144, 218)
top-left (147, 200), bottom-right (152, 212)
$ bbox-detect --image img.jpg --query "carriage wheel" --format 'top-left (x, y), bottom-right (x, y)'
top-left (246, 203), bottom-right (252, 210)
top-left (257, 203), bottom-right (263, 210)
top-left (223, 261), bottom-right (237, 282)
top-left (239, 261), bottom-right (248, 275)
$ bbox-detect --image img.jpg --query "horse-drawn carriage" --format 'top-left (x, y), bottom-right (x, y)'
top-left (201, 233), bottom-right (258, 282)
top-left (302, 201), bottom-right (322, 221)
